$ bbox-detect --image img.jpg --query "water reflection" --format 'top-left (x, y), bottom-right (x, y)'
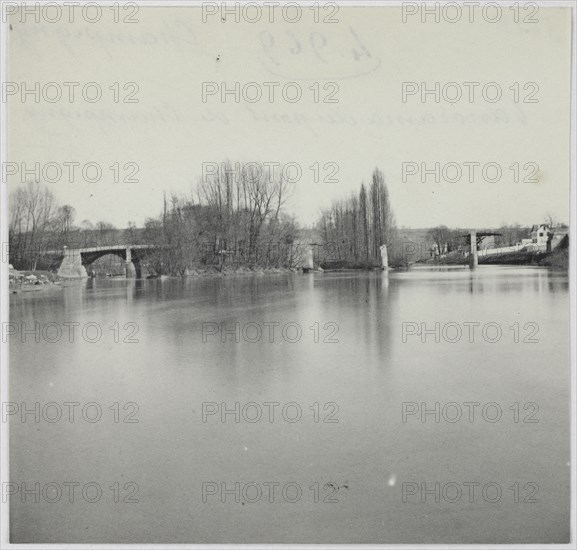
top-left (9, 266), bottom-right (570, 544)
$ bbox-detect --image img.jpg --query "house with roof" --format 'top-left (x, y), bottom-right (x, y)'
top-left (527, 224), bottom-right (569, 252)
top-left (530, 224), bottom-right (553, 246)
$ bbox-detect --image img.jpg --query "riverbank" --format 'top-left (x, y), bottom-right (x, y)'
top-left (9, 270), bottom-right (63, 294)
top-left (184, 265), bottom-right (302, 277)
top-left (424, 238), bottom-right (569, 270)
top-left (319, 260), bottom-right (406, 270)
top-left (480, 246), bottom-right (568, 268)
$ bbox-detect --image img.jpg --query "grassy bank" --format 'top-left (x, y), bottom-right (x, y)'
top-left (425, 236), bottom-right (569, 270)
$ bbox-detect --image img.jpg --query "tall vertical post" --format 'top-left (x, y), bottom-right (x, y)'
top-left (125, 247), bottom-right (136, 277)
top-left (304, 246), bottom-right (314, 271)
top-left (380, 244), bottom-right (389, 270)
top-left (469, 231), bottom-right (478, 269)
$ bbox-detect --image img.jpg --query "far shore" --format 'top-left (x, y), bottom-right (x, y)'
top-left (10, 252), bottom-right (567, 292)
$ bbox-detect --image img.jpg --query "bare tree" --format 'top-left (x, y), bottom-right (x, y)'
top-left (427, 226), bottom-right (453, 257)
top-left (316, 168), bottom-right (395, 267)
top-left (359, 183), bottom-right (369, 262)
top-left (9, 182), bottom-right (58, 269)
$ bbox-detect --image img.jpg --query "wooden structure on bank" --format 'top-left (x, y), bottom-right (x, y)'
top-left (461, 231), bottom-right (503, 268)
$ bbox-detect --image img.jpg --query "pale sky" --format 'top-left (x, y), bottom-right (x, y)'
top-left (7, 5), bottom-right (572, 228)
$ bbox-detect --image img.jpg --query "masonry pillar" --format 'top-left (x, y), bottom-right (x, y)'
top-left (469, 231), bottom-right (478, 269)
top-left (380, 244), bottom-right (389, 270)
top-left (304, 246), bottom-right (314, 270)
top-left (125, 247), bottom-right (136, 278)
top-left (57, 248), bottom-right (88, 278)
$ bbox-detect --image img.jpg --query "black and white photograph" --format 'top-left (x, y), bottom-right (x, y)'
top-left (1, 0), bottom-right (575, 547)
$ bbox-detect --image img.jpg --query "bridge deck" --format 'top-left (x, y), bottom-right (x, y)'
top-left (43, 244), bottom-right (157, 255)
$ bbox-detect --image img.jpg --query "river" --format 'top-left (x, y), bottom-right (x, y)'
top-left (8, 266), bottom-right (570, 543)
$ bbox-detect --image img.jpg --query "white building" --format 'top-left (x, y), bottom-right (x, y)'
top-left (530, 224), bottom-right (553, 246)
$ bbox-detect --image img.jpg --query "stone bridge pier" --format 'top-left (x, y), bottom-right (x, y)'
top-left (459, 230), bottom-right (502, 270)
top-left (124, 247), bottom-right (142, 278)
top-left (469, 231), bottom-right (478, 269)
top-left (58, 248), bottom-right (88, 278)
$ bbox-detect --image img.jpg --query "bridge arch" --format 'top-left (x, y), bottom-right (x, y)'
top-left (80, 249), bottom-right (142, 278)
top-left (56, 245), bottom-right (158, 279)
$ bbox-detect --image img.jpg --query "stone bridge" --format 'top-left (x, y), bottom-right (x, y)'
top-left (54, 245), bottom-right (159, 278)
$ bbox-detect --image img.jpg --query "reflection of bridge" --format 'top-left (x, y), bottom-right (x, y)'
top-left (51, 245), bottom-right (159, 278)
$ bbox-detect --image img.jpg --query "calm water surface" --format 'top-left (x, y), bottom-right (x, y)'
top-left (9, 266), bottom-right (570, 543)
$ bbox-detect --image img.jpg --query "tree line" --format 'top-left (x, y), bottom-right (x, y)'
top-left (10, 164), bottom-right (400, 274)
top-left (8, 181), bottom-right (121, 270)
top-left (135, 160), bottom-right (302, 275)
top-left (12, 169), bottom-right (563, 274)
top-left (316, 168), bottom-right (397, 267)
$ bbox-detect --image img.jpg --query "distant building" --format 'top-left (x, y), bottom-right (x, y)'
top-left (530, 224), bottom-right (553, 246)
top-left (523, 224), bottom-right (568, 251)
